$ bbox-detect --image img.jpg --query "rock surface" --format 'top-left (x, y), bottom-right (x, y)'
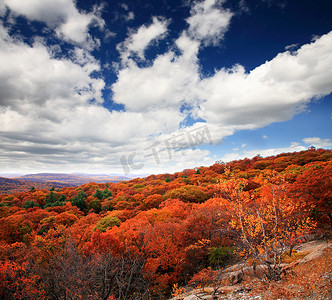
top-left (169, 240), bottom-right (332, 300)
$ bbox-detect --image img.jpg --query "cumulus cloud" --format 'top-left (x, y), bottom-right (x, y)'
top-left (119, 129), bottom-right (214, 175)
top-left (0, 28), bottom-right (104, 112)
top-left (113, 32), bottom-right (200, 112)
top-left (221, 142), bottom-right (307, 162)
top-left (197, 31), bottom-right (332, 129)
top-left (0, 22), bottom-right (198, 173)
top-left (114, 29), bottom-right (332, 144)
top-left (2, 0), bottom-right (105, 48)
top-left (117, 16), bottom-right (169, 62)
top-left (186, 0), bottom-right (233, 46)
top-left (303, 137), bottom-right (332, 148)
top-left (113, 7), bottom-right (332, 153)
top-left (1, 0), bottom-right (332, 174)
top-left (0, 22), bottom-right (112, 145)
top-left (0, 1), bottom-right (5, 17)
top-left (125, 11), bottom-right (134, 21)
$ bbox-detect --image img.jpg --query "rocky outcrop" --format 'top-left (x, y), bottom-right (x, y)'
top-left (170, 240), bottom-right (332, 300)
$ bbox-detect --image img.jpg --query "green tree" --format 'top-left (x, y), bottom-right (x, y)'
top-left (103, 187), bottom-right (112, 198)
top-left (23, 200), bottom-right (39, 209)
top-left (58, 194), bottom-right (67, 202)
top-left (44, 191), bottom-right (65, 208)
top-left (45, 191), bottom-right (57, 206)
top-left (71, 190), bottom-right (87, 212)
top-left (88, 199), bottom-right (102, 214)
top-left (208, 246), bottom-right (233, 269)
top-left (93, 189), bottom-right (104, 200)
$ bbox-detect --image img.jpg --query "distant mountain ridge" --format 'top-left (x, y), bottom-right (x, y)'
top-left (0, 177), bottom-right (71, 194)
top-left (0, 173), bottom-right (130, 194)
top-left (15, 173), bottom-right (130, 184)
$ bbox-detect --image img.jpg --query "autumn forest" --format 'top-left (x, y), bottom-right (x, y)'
top-left (0, 149), bottom-right (331, 299)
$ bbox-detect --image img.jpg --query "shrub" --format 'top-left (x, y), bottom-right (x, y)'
top-left (23, 200), bottom-right (39, 209)
top-left (94, 216), bottom-right (121, 232)
top-left (208, 246), bottom-right (233, 269)
top-left (88, 199), bottom-right (102, 213)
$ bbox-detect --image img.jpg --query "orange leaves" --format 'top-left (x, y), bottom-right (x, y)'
top-left (54, 212), bottom-right (79, 227)
top-left (0, 242), bottom-right (28, 263)
top-left (0, 148), bottom-right (330, 296)
top-left (30, 190), bottom-right (48, 207)
top-left (0, 213), bottom-right (33, 244)
top-left (290, 161), bottom-right (332, 227)
top-left (143, 221), bottom-right (188, 289)
top-left (219, 177), bottom-right (317, 279)
top-left (85, 227), bottom-right (124, 256)
top-left (0, 260), bottom-right (46, 299)
top-left (142, 194), bottom-right (163, 209)
top-left (163, 185), bottom-right (209, 203)
top-left (188, 268), bottom-right (223, 290)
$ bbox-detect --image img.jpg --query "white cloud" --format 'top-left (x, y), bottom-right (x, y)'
top-left (1, 0), bottom-right (332, 174)
top-left (113, 34), bottom-right (200, 112)
top-left (285, 43), bottom-right (298, 51)
top-left (119, 142), bottom-right (213, 175)
top-left (113, 24), bottom-right (332, 165)
top-left (0, 31), bottom-right (104, 112)
top-left (3, 0), bottom-right (105, 48)
top-left (125, 11), bottom-right (135, 21)
top-left (197, 31), bottom-right (332, 130)
top-left (221, 142), bottom-right (307, 162)
top-left (120, 3), bottom-right (129, 10)
top-left (239, 0), bottom-right (250, 13)
top-left (0, 1), bottom-right (6, 17)
top-left (303, 137), bottom-right (332, 148)
top-left (0, 23), bottom-right (203, 173)
top-left (186, 0), bottom-right (233, 46)
top-left (117, 16), bottom-right (168, 62)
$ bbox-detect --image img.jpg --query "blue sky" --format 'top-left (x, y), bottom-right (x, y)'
top-left (0, 0), bottom-right (331, 175)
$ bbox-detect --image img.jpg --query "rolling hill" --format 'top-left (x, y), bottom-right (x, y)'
top-left (0, 177), bottom-right (71, 194)
top-left (0, 173), bottom-right (130, 194)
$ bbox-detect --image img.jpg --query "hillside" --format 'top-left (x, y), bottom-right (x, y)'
top-left (0, 177), bottom-right (72, 194)
top-left (15, 173), bottom-right (130, 185)
top-left (0, 173), bottom-right (130, 194)
top-left (171, 240), bottom-right (332, 299)
top-left (0, 148), bottom-right (331, 299)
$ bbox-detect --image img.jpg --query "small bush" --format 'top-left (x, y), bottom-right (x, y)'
top-left (208, 246), bottom-right (233, 269)
top-left (88, 199), bottom-right (102, 213)
top-left (23, 200), bottom-right (39, 209)
top-left (94, 216), bottom-right (121, 232)
top-left (281, 250), bottom-right (311, 263)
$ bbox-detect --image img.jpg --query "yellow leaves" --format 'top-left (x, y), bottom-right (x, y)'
top-left (197, 238), bottom-right (211, 247)
top-left (257, 246), bottom-right (265, 256)
top-left (185, 239), bottom-right (211, 253)
top-left (171, 283), bottom-right (187, 299)
top-left (229, 219), bottom-right (238, 229)
top-left (223, 177), bottom-right (315, 268)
